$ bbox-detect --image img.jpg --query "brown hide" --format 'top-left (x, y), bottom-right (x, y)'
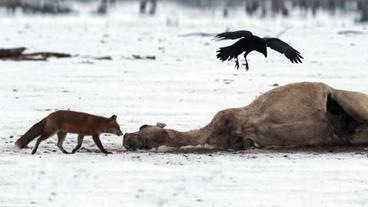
top-left (123, 82), bottom-right (368, 151)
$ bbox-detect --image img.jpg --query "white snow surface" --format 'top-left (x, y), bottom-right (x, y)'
top-left (1, 2), bottom-right (368, 207)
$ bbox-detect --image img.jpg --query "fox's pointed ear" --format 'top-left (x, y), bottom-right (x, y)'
top-left (110, 115), bottom-right (117, 121)
top-left (156, 122), bottom-right (166, 128)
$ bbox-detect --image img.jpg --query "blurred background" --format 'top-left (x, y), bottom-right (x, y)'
top-left (0, 0), bottom-right (367, 22)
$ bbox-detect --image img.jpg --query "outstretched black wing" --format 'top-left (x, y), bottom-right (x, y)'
top-left (264, 38), bottom-right (303, 63)
top-left (214, 30), bottom-right (253, 41)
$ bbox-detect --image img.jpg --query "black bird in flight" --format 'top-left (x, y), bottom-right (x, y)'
top-left (215, 30), bottom-right (303, 70)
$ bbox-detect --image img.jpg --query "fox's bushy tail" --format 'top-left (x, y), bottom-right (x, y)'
top-left (15, 118), bottom-right (46, 149)
top-left (216, 45), bottom-right (239, 61)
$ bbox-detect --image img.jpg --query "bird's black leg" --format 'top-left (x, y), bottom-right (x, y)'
top-left (234, 57), bottom-right (240, 69)
top-left (245, 58), bottom-right (249, 71)
top-left (243, 54), bottom-right (249, 71)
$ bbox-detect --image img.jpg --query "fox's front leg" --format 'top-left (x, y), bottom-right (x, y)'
top-left (72, 135), bottom-right (84, 153)
top-left (92, 134), bottom-right (112, 154)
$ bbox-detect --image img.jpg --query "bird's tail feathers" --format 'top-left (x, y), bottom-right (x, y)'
top-left (216, 46), bottom-right (238, 61)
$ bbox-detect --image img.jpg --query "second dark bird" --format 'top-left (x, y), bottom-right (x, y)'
top-left (215, 30), bottom-right (303, 70)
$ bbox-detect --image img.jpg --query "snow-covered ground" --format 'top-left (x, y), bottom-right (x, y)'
top-left (1, 2), bottom-right (368, 206)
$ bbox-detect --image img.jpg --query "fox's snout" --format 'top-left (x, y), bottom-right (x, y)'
top-left (107, 129), bottom-right (123, 136)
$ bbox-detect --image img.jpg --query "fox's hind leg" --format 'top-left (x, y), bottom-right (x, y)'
top-left (56, 132), bottom-right (70, 154)
top-left (31, 133), bottom-right (52, 154)
top-left (72, 135), bottom-right (84, 153)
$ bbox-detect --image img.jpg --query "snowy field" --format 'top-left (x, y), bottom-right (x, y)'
top-left (1, 1), bottom-right (368, 206)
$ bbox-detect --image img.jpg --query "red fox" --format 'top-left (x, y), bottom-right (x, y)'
top-left (15, 110), bottom-right (123, 154)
